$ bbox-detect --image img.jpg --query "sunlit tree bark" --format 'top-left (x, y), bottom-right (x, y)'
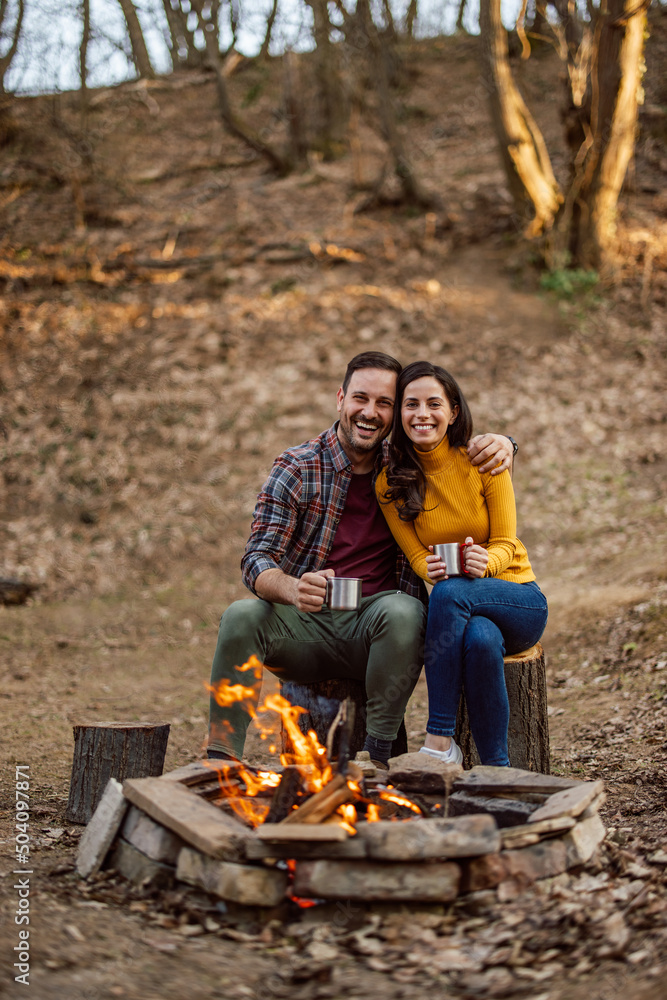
top-left (479, 0), bottom-right (562, 236)
top-left (480, 0), bottom-right (648, 270)
top-left (560, 0), bottom-right (648, 269)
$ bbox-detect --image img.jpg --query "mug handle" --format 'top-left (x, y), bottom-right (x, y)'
top-left (459, 541), bottom-right (473, 575)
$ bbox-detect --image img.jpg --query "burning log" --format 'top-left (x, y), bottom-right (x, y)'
top-left (264, 766), bottom-right (304, 824)
top-left (281, 772), bottom-right (355, 825)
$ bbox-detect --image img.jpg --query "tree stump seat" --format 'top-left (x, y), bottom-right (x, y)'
top-left (279, 677), bottom-right (408, 760)
top-left (66, 722), bottom-right (170, 824)
top-left (455, 642), bottom-right (550, 773)
top-left (279, 643), bottom-right (549, 772)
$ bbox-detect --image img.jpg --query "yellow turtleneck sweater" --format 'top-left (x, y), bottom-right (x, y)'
top-left (375, 436), bottom-right (535, 584)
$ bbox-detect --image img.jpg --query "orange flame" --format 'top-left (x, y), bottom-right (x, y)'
top-left (377, 790), bottom-right (422, 815)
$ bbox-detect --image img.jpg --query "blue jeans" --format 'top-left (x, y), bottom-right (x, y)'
top-left (424, 578), bottom-right (548, 766)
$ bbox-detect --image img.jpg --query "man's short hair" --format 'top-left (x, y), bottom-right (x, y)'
top-left (342, 351), bottom-right (402, 394)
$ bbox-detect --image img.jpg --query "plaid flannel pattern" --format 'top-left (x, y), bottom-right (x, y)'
top-left (241, 423), bottom-right (427, 603)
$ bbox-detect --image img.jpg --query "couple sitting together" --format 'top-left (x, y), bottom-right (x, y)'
top-left (208, 351), bottom-right (548, 769)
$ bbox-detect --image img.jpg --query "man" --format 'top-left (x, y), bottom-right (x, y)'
top-left (207, 351), bottom-right (514, 767)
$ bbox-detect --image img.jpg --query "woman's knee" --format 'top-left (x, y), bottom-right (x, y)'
top-left (464, 616), bottom-right (505, 657)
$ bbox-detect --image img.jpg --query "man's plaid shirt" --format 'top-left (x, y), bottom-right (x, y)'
top-left (241, 423), bottom-right (427, 603)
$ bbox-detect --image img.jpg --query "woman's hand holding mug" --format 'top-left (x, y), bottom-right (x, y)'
top-left (461, 536), bottom-right (489, 578)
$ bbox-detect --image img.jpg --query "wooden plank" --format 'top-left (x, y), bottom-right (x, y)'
top-left (528, 780), bottom-right (605, 824)
top-left (254, 823), bottom-right (349, 843)
top-left (454, 765), bottom-right (580, 797)
top-left (76, 778), bottom-right (128, 878)
top-left (123, 777), bottom-right (249, 860)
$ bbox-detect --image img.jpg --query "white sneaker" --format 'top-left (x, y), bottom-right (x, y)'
top-left (418, 741), bottom-right (463, 765)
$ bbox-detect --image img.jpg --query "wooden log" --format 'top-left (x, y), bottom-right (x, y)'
top-left (455, 643), bottom-right (550, 773)
top-left (65, 722), bottom-right (170, 824)
top-left (280, 677), bottom-right (408, 759)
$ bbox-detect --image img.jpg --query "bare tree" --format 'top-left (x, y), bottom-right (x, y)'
top-left (0, 0), bottom-right (24, 93)
top-left (79, 0), bottom-right (91, 111)
top-left (479, 0), bottom-right (649, 271)
top-left (405, 0), bottom-right (418, 38)
top-left (190, 0), bottom-right (289, 173)
top-left (306, 0), bottom-right (345, 158)
top-left (162, 0), bottom-right (205, 70)
top-left (259, 0), bottom-right (279, 61)
top-left (117, 0), bottom-right (156, 79)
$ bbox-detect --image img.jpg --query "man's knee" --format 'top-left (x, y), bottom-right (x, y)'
top-left (373, 594), bottom-right (425, 647)
top-left (218, 598), bottom-right (272, 642)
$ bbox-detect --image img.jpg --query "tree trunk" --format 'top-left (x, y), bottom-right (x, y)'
top-left (280, 678), bottom-right (408, 761)
top-left (162, 0), bottom-right (205, 70)
top-left (456, 0), bottom-right (468, 33)
top-left (79, 0), bottom-right (91, 113)
top-left (190, 0), bottom-right (289, 173)
top-left (259, 0), bottom-right (279, 60)
top-left (65, 722), bottom-right (170, 824)
top-left (0, 0), bottom-right (24, 93)
top-left (405, 0), bottom-right (418, 38)
top-left (306, 0), bottom-right (344, 158)
top-left (117, 0), bottom-right (156, 79)
top-left (455, 644), bottom-right (550, 773)
top-left (479, 0), bottom-right (562, 236)
top-left (283, 50), bottom-right (308, 167)
top-left (561, 0), bottom-right (648, 271)
top-left (360, 0), bottom-right (437, 207)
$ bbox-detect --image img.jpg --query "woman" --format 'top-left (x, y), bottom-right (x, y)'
top-left (376, 361), bottom-right (548, 766)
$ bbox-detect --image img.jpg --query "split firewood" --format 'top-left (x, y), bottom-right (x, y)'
top-left (264, 766), bottom-right (303, 824)
top-left (281, 773), bottom-right (355, 825)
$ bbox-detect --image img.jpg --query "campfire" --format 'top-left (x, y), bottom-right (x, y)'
top-left (76, 655), bottom-right (609, 910)
top-left (204, 655), bottom-right (427, 839)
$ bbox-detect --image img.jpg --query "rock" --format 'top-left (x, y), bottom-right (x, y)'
top-left (453, 765), bottom-right (579, 796)
top-left (109, 838), bottom-right (175, 889)
top-left (176, 846), bottom-right (288, 907)
top-left (121, 806), bottom-right (185, 864)
top-left (76, 778), bottom-right (128, 878)
top-left (459, 852), bottom-right (509, 892)
top-left (293, 858), bottom-right (461, 902)
top-left (529, 780), bottom-right (605, 824)
top-left (357, 813), bottom-right (500, 860)
top-left (388, 752), bottom-right (463, 793)
top-left (562, 813), bottom-right (606, 867)
top-left (448, 789), bottom-right (537, 828)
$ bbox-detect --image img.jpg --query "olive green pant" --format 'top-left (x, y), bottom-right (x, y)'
top-left (208, 590), bottom-right (426, 758)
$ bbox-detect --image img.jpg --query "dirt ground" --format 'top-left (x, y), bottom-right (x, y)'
top-left (1, 22), bottom-right (666, 1000)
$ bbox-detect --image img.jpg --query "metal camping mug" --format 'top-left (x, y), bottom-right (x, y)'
top-left (325, 577), bottom-right (362, 610)
top-left (433, 542), bottom-right (470, 577)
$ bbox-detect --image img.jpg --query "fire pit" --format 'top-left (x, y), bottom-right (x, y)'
top-left (77, 666), bottom-right (607, 909)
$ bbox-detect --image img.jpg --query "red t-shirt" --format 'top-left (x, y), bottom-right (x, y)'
top-left (324, 472), bottom-right (398, 597)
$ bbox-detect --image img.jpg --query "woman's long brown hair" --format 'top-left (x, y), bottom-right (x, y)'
top-left (380, 361), bottom-right (473, 522)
